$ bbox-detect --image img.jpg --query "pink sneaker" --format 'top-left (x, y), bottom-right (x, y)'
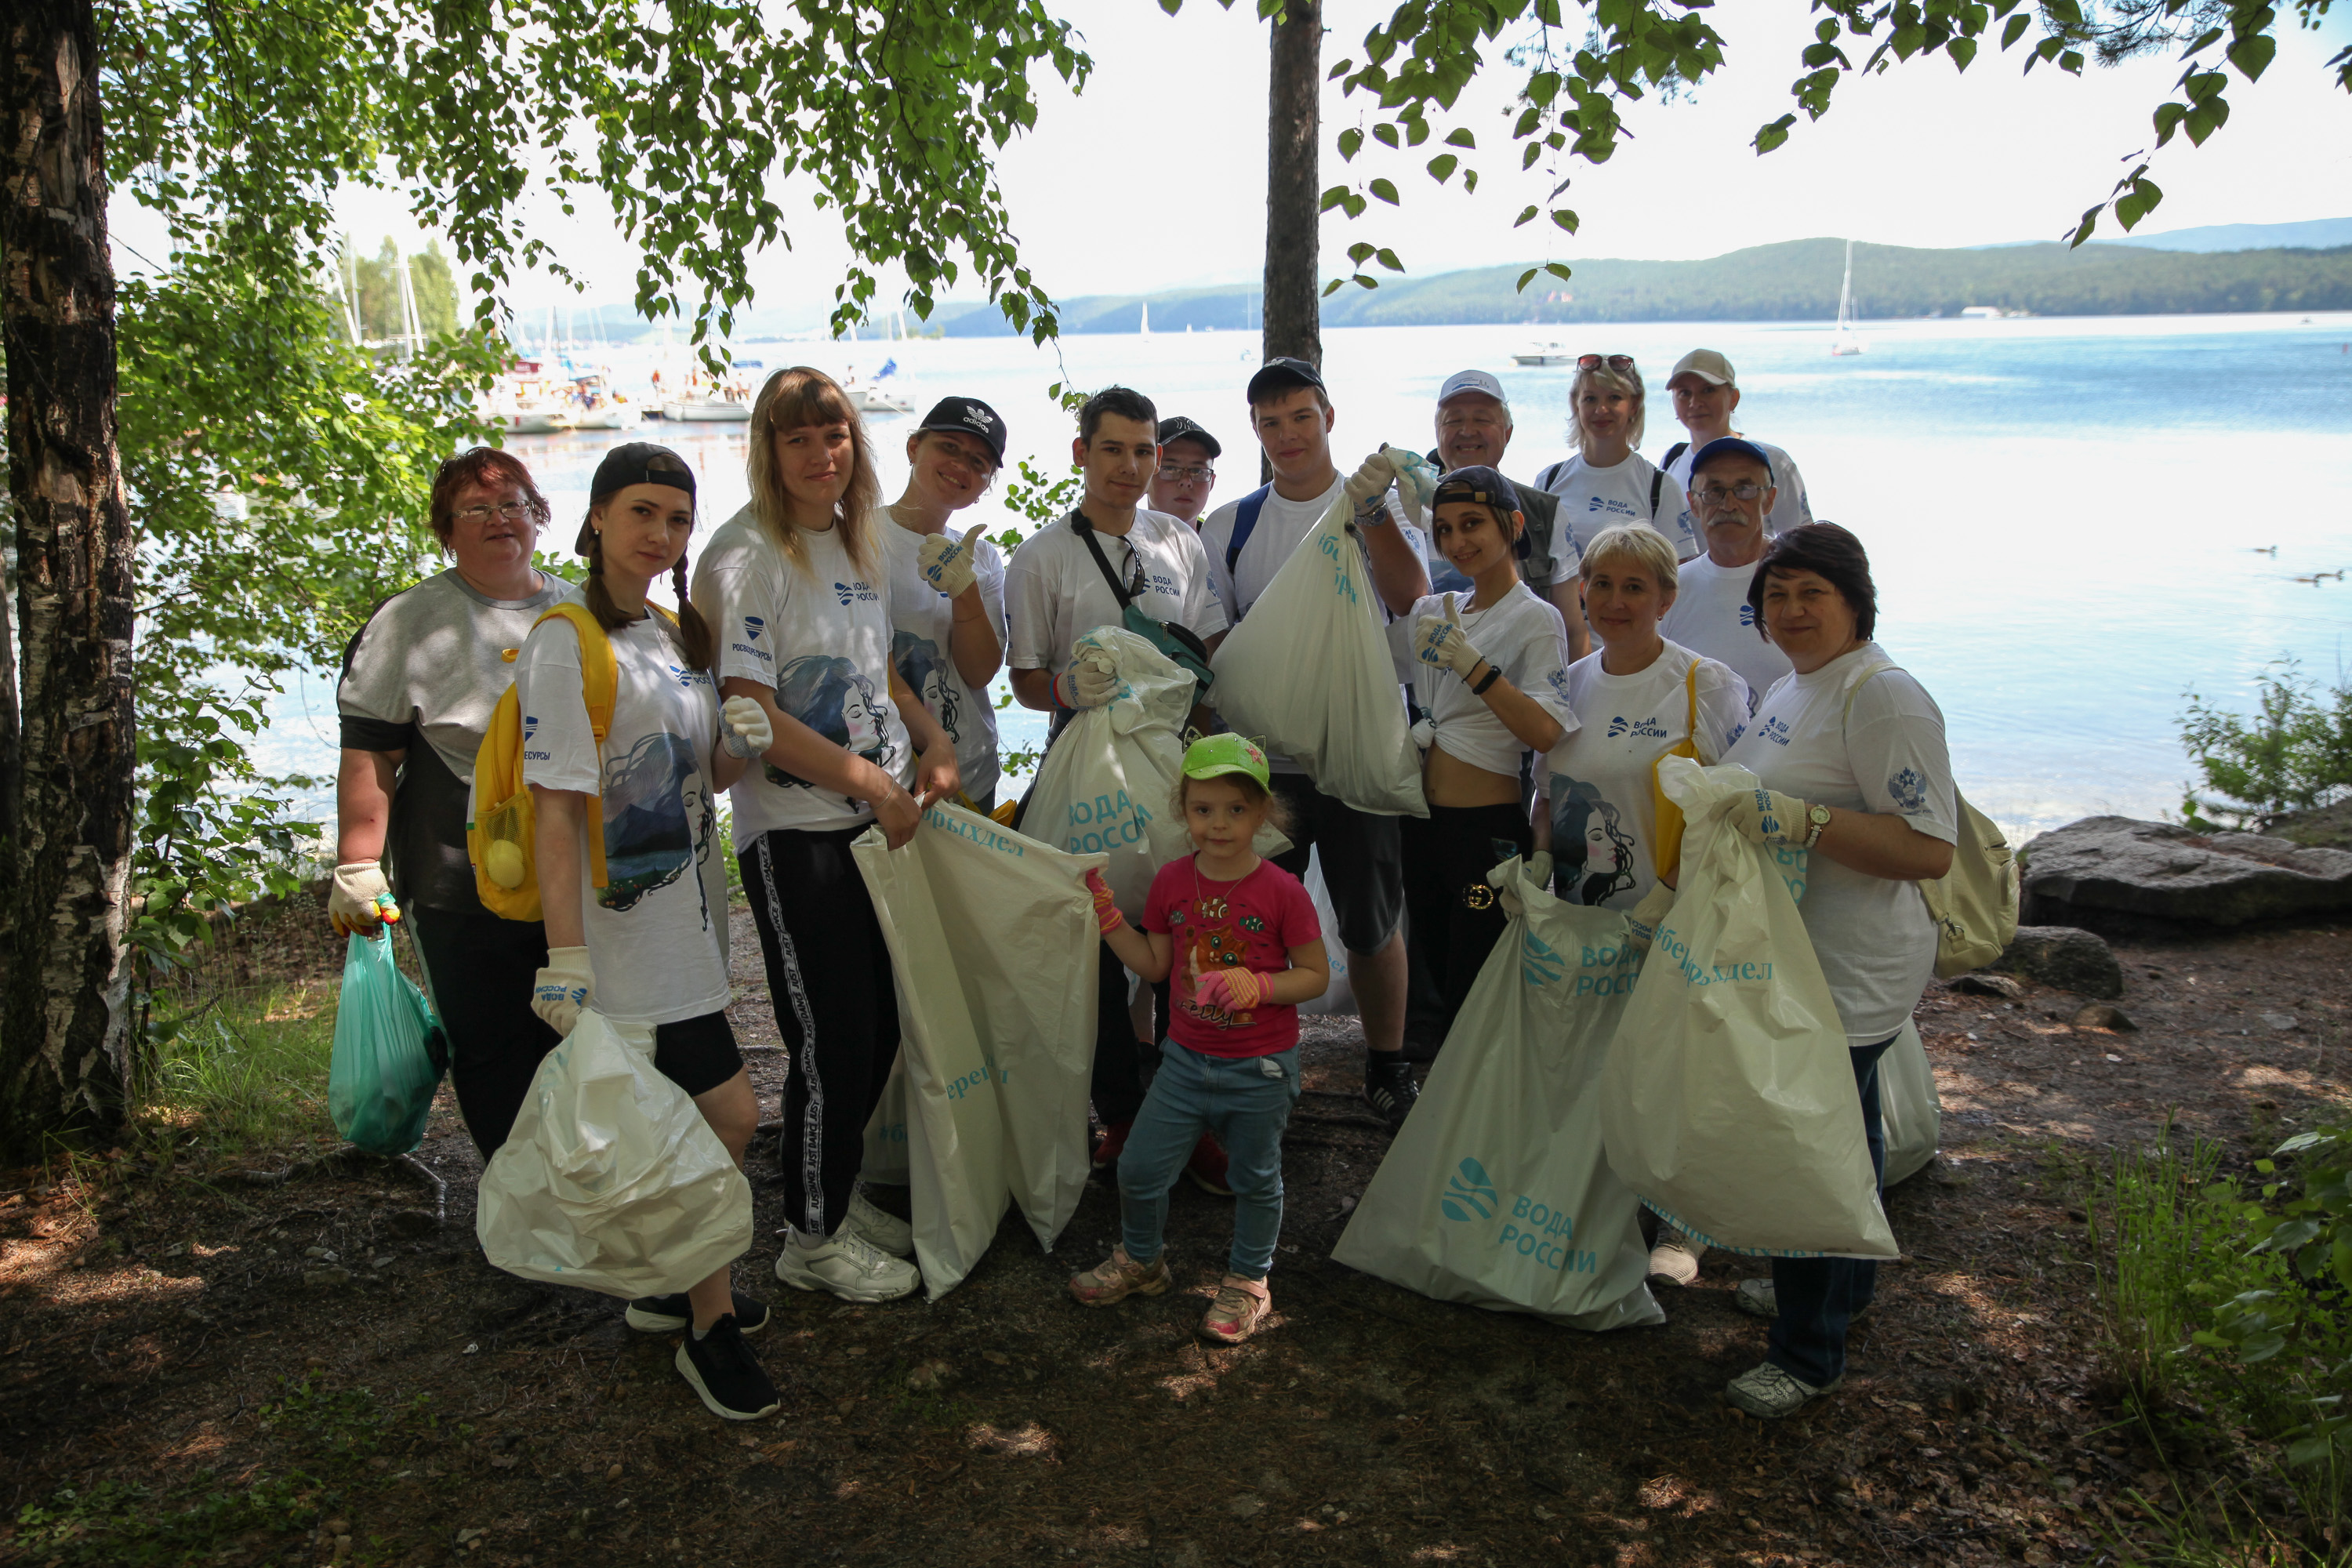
top-left (1199, 1274), bottom-right (1272, 1344)
top-left (1067, 1246), bottom-right (1172, 1307)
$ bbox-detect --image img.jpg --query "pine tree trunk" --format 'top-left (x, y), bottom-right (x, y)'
top-left (1262, 0), bottom-right (1320, 371)
top-left (0, 0), bottom-right (136, 1160)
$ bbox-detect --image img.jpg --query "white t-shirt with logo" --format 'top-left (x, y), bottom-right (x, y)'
top-left (1658, 552), bottom-right (1793, 712)
top-left (1665, 437), bottom-right (1813, 539)
top-left (874, 513), bottom-right (1007, 805)
top-left (1388, 583), bottom-right (1576, 777)
top-left (1541, 641), bottom-right (1750, 912)
top-left (515, 590), bottom-right (731, 1027)
top-left (1534, 452), bottom-right (1699, 563)
top-left (692, 508), bottom-right (915, 837)
top-left (1004, 509), bottom-right (1227, 677)
top-left (1719, 642), bottom-right (1959, 1047)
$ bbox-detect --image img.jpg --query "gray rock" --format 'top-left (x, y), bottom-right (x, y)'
top-left (1951, 972), bottom-right (2025, 999)
top-left (2022, 816), bottom-right (2352, 927)
top-left (303, 1266), bottom-right (352, 1288)
top-left (1991, 927), bottom-right (2125, 999)
top-left (2071, 1004), bottom-right (2138, 1033)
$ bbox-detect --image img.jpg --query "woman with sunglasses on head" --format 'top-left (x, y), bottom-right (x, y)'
top-left (878, 397), bottom-right (1012, 811)
top-left (1533, 354), bottom-right (1700, 569)
top-left (692, 367), bottom-right (961, 1309)
top-left (333, 448), bottom-right (571, 1157)
top-left (516, 443), bottom-right (779, 1421)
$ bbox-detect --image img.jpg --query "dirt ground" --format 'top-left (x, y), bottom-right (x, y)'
top-left (2, 902), bottom-right (2347, 1568)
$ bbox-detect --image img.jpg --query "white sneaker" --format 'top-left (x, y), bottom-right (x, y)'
top-left (1725, 1360), bottom-right (1840, 1419)
top-left (1733, 1278), bottom-right (1777, 1319)
top-left (774, 1229), bottom-right (920, 1303)
top-left (1646, 1235), bottom-right (1704, 1288)
top-left (845, 1189), bottom-right (915, 1258)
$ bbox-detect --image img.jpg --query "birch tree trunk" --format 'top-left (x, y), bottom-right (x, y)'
top-left (1262, 0), bottom-right (1320, 371)
top-left (1, 0), bottom-right (136, 1160)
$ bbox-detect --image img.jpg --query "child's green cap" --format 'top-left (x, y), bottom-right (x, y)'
top-left (1181, 733), bottom-right (1270, 790)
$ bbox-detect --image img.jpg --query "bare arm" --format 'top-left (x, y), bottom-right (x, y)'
top-left (336, 747), bottom-right (402, 864)
top-left (531, 785), bottom-right (590, 949)
top-left (948, 584), bottom-right (1003, 690)
top-left (1102, 922), bottom-right (1174, 984)
top-left (1465, 662), bottom-right (1566, 754)
top-left (1257, 938), bottom-right (1331, 1007)
top-left (1529, 792), bottom-right (1552, 852)
top-left (1548, 579), bottom-right (1592, 662)
top-left (1011, 666), bottom-right (1057, 713)
top-left (1809, 808), bottom-right (1955, 882)
top-left (1363, 516), bottom-right (1432, 617)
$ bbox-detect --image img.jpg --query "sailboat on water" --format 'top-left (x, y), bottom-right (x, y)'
top-left (1831, 239), bottom-right (1865, 357)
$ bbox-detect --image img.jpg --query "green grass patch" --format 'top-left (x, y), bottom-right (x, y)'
top-left (133, 982), bottom-right (339, 1152)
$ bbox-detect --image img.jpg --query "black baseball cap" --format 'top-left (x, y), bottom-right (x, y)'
top-left (578, 442), bottom-right (695, 553)
top-left (1156, 416), bottom-right (1221, 459)
top-left (1432, 464), bottom-right (1519, 517)
top-left (1245, 356), bottom-right (1325, 407)
top-left (914, 396), bottom-right (1007, 465)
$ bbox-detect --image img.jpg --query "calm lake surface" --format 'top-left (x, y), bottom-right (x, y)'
top-left (256, 311), bottom-right (2352, 841)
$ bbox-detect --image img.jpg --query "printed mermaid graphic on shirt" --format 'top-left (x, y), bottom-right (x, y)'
top-left (891, 629), bottom-right (962, 745)
top-left (599, 731), bottom-right (716, 921)
top-left (763, 653), bottom-right (899, 789)
top-left (1549, 771), bottom-right (1639, 909)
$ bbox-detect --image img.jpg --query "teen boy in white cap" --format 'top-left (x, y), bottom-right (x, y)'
top-left (1150, 416), bottom-right (1221, 528)
top-left (1426, 368), bottom-right (1588, 660)
top-left (1196, 356), bottom-right (1434, 1128)
top-left (1659, 350), bottom-right (1812, 539)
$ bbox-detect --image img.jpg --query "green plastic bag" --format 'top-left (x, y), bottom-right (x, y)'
top-left (328, 930), bottom-right (448, 1155)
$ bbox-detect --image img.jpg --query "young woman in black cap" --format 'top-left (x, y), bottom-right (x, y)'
top-left (1388, 466), bottom-right (1577, 1038)
top-left (515, 442), bottom-right (780, 1421)
top-left (879, 396), bottom-right (1011, 810)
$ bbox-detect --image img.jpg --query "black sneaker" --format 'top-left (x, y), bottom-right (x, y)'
top-left (626, 1290), bottom-right (771, 1335)
top-left (673, 1315), bottom-right (780, 1421)
top-left (1363, 1055), bottom-right (1420, 1131)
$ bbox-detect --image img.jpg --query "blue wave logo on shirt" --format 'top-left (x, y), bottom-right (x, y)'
top-left (1606, 715), bottom-right (1667, 739)
top-left (1737, 603), bottom-right (1759, 628)
top-left (1887, 767), bottom-right (1928, 813)
top-left (522, 714), bottom-right (537, 742)
top-left (833, 580), bottom-right (880, 606)
top-left (742, 615), bottom-right (764, 642)
top-left (1761, 716), bottom-right (1793, 746)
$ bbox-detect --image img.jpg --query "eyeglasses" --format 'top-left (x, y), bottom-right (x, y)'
top-left (454, 502), bottom-right (541, 525)
top-left (1577, 354), bottom-right (1635, 371)
top-left (1693, 481), bottom-right (1767, 506)
top-left (1159, 465), bottom-right (1214, 484)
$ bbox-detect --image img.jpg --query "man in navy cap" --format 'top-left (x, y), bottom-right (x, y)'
top-left (1659, 350), bottom-right (1812, 541)
top-left (1149, 416), bottom-right (1222, 528)
top-left (1658, 437), bottom-right (1795, 708)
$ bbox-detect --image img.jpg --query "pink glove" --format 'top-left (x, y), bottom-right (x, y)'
top-left (1196, 967), bottom-right (1265, 1013)
top-left (1084, 869), bottom-right (1124, 935)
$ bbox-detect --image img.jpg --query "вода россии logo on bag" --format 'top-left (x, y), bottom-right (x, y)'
top-left (1441, 1158), bottom-right (1498, 1222)
top-left (1520, 930), bottom-right (1566, 987)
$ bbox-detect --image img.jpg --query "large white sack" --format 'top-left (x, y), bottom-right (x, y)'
top-left (1023, 626), bottom-right (1283, 922)
top-left (477, 1010), bottom-right (753, 1298)
top-left (1296, 852), bottom-right (1357, 1016)
top-left (898, 802), bottom-right (1102, 1253)
top-left (1599, 757), bottom-right (1900, 1260)
top-left (1334, 858), bottom-right (1663, 1330)
top-left (860, 1058), bottom-right (911, 1185)
top-left (1207, 493), bottom-right (1427, 818)
top-left (1879, 1017), bottom-right (1942, 1186)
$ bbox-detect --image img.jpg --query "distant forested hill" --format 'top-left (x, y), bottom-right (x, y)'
top-left (930, 238), bottom-right (2352, 336)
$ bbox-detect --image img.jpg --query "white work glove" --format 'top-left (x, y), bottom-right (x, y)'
top-left (1410, 717), bottom-right (1435, 752)
top-left (328, 861), bottom-right (397, 937)
top-left (1389, 447), bottom-right (1439, 529)
top-left (1414, 593), bottom-right (1487, 681)
top-left (1344, 449), bottom-right (1399, 518)
top-left (1054, 651), bottom-right (1120, 710)
top-left (1497, 851), bottom-right (1552, 919)
top-left (530, 946), bottom-right (595, 1036)
top-left (1627, 883), bottom-right (1675, 953)
top-left (720, 695), bottom-right (774, 760)
top-left (1725, 787), bottom-right (1813, 848)
top-left (916, 523), bottom-right (986, 599)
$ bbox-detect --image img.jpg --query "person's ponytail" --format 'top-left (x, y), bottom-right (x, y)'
top-left (582, 528), bottom-right (634, 634)
top-left (671, 551), bottom-right (715, 672)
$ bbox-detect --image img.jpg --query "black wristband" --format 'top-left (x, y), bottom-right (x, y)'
top-left (1470, 662), bottom-right (1502, 695)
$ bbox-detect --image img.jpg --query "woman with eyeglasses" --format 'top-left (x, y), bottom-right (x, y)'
top-left (878, 397), bottom-right (1013, 811)
top-left (1533, 354), bottom-right (1700, 568)
top-left (332, 446), bottom-right (572, 1156)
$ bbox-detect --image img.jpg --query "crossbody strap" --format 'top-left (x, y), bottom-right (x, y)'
top-left (1068, 510), bottom-right (1136, 608)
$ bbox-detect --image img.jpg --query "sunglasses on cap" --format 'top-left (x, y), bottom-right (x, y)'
top-left (1577, 354), bottom-right (1635, 371)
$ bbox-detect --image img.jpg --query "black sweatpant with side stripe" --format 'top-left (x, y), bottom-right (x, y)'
top-left (739, 824), bottom-right (901, 1240)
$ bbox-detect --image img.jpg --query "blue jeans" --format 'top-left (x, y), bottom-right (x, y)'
top-left (1766, 1036), bottom-right (1893, 1389)
top-left (1119, 1040), bottom-right (1300, 1279)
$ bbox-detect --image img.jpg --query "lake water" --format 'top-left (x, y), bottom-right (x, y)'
top-left (255, 311), bottom-right (2352, 843)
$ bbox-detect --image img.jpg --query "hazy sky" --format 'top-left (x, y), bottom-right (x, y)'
top-left (314, 0), bottom-right (2352, 328)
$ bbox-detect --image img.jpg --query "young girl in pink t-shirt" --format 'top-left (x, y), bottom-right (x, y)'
top-left (1065, 735), bottom-right (1330, 1344)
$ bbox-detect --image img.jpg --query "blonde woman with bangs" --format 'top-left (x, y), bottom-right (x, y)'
top-left (691, 365), bottom-right (961, 1308)
top-left (1533, 354), bottom-right (1700, 564)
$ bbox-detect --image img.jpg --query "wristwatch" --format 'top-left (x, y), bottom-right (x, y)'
top-left (1803, 803), bottom-right (1832, 848)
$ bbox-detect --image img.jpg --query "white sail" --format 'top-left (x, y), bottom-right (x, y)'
top-left (1831, 239), bottom-right (1866, 357)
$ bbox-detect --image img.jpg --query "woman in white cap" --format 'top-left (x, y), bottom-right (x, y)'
top-left (1534, 354), bottom-right (1699, 566)
top-left (879, 395), bottom-right (1011, 811)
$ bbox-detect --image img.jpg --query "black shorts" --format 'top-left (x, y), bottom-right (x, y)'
top-left (652, 1011), bottom-right (743, 1098)
top-left (1269, 772), bottom-right (1405, 956)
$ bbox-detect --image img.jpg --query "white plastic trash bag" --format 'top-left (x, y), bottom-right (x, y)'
top-left (1297, 851), bottom-right (1356, 1016)
top-left (1600, 757), bottom-right (1900, 1260)
top-left (1024, 627), bottom-right (1282, 922)
top-left (477, 1010), bottom-right (753, 1298)
top-left (1878, 1018), bottom-right (1941, 1187)
top-left (1334, 858), bottom-right (1663, 1330)
top-left (1208, 492), bottom-right (1427, 818)
top-left (860, 1058), bottom-right (911, 1186)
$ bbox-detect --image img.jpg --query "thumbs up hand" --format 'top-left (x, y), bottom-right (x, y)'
top-left (1413, 592), bottom-right (1487, 680)
top-left (917, 523), bottom-right (987, 598)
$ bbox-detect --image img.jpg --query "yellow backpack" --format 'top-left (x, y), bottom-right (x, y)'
top-left (467, 601), bottom-right (675, 922)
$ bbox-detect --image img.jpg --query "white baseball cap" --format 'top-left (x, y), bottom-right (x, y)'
top-left (1668, 349), bottom-right (1736, 387)
top-left (1436, 368), bottom-right (1509, 408)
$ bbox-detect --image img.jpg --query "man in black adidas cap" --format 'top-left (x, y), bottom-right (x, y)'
top-left (1149, 415), bottom-right (1221, 528)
